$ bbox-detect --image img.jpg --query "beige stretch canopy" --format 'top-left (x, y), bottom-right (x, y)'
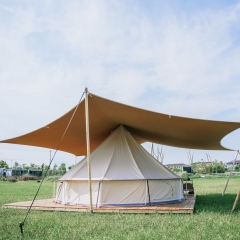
top-left (1, 93), bottom-right (240, 155)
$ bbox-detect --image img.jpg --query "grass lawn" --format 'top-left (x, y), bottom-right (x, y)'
top-left (0, 177), bottom-right (239, 240)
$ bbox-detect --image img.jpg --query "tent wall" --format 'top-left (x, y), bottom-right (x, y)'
top-left (100, 180), bottom-right (147, 206)
top-left (148, 179), bottom-right (184, 204)
top-left (55, 179), bottom-right (184, 207)
top-left (56, 180), bottom-right (99, 206)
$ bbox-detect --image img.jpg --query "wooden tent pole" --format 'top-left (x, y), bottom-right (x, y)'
top-left (85, 88), bottom-right (93, 213)
top-left (232, 189), bottom-right (240, 211)
top-left (222, 150), bottom-right (239, 196)
top-left (151, 143), bottom-right (154, 156)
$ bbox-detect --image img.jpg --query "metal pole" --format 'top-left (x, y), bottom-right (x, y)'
top-left (222, 150), bottom-right (239, 196)
top-left (85, 88), bottom-right (93, 213)
top-left (75, 155), bottom-right (77, 165)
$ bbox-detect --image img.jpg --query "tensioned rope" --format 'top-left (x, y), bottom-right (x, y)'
top-left (19, 92), bottom-right (85, 236)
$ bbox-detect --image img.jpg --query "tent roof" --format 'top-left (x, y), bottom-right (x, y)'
top-left (1, 92), bottom-right (240, 155)
top-left (60, 125), bottom-right (179, 180)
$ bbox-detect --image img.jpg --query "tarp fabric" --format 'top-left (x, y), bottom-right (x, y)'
top-left (1, 92), bottom-right (240, 153)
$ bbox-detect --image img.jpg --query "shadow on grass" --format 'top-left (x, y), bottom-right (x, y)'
top-left (195, 193), bottom-right (239, 213)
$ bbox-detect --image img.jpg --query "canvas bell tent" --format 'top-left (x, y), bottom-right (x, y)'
top-left (56, 125), bottom-right (184, 207)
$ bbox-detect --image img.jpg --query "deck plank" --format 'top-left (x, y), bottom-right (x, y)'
top-left (2, 194), bottom-right (196, 214)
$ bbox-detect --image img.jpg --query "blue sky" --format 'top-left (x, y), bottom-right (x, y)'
top-left (1, 0), bottom-right (240, 169)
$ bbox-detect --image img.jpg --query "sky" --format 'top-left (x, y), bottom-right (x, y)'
top-left (1, 0), bottom-right (240, 169)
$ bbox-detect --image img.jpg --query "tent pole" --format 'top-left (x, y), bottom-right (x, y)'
top-left (222, 150), bottom-right (239, 196)
top-left (151, 143), bottom-right (154, 156)
top-left (85, 87), bottom-right (93, 213)
top-left (96, 181), bottom-right (101, 208)
top-left (146, 180), bottom-right (151, 206)
top-left (232, 189), bottom-right (240, 211)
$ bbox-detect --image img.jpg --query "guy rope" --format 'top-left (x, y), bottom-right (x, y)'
top-left (19, 91), bottom-right (85, 235)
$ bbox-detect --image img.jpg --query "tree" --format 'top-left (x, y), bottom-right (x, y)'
top-left (191, 163), bottom-right (198, 173)
top-left (151, 144), bottom-right (165, 163)
top-left (44, 164), bottom-right (49, 171)
top-left (234, 165), bottom-right (240, 172)
top-left (193, 160), bottom-right (225, 174)
top-left (58, 163), bottom-right (66, 173)
top-left (158, 146), bottom-right (165, 163)
top-left (187, 150), bottom-right (194, 166)
top-left (169, 167), bottom-right (181, 173)
top-left (211, 160), bottom-right (225, 173)
top-left (14, 162), bottom-right (19, 169)
top-left (30, 163), bottom-right (35, 168)
top-left (198, 162), bottom-right (207, 174)
top-left (40, 163), bottom-right (50, 176)
top-left (0, 160), bottom-right (8, 169)
top-left (68, 165), bottom-right (74, 170)
top-left (53, 164), bottom-right (58, 170)
top-left (22, 164), bottom-right (29, 170)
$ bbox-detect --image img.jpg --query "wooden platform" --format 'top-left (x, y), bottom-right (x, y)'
top-left (2, 195), bottom-right (196, 214)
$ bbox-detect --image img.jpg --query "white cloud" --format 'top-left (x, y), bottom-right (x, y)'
top-left (1, 1), bottom-right (240, 167)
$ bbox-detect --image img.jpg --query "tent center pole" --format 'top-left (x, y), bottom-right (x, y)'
top-left (222, 150), bottom-right (239, 196)
top-left (85, 87), bottom-right (93, 213)
top-left (232, 189), bottom-right (240, 211)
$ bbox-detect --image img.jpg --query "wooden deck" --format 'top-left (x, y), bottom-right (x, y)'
top-left (2, 194), bottom-right (196, 214)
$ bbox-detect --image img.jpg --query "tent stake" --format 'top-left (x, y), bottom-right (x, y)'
top-left (85, 88), bottom-right (93, 213)
top-left (222, 150), bottom-right (239, 196)
top-left (19, 222), bottom-right (24, 235)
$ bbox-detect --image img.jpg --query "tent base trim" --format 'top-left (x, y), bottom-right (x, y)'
top-left (94, 197), bottom-right (185, 207)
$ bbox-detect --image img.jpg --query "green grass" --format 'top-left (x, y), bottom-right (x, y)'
top-left (0, 178), bottom-right (240, 240)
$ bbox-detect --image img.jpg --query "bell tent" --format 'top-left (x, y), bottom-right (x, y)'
top-left (56, 125), bottom-right (184, 207)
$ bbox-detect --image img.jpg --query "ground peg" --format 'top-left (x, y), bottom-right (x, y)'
top-left (19, 222), bottom-right (24, 235)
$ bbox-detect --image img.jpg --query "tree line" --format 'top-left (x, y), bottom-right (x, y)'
top-left (191, 160), bottom-right (239, 174)
top-left (0, 160), bottom-right (74, 175)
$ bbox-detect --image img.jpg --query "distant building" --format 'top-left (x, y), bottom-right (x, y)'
top-left (226, 160), bottom-right (240, 168)
top-left (193, 161), bottom-right (212, 166)
top-left (165, 163), bottom-right (192, 173)
top-left (0, 168), bottom-right (4, 176)
top-left (0, 168), bottom-right (42, 177)
top-left (5, 169), bottom-right (13, 177)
